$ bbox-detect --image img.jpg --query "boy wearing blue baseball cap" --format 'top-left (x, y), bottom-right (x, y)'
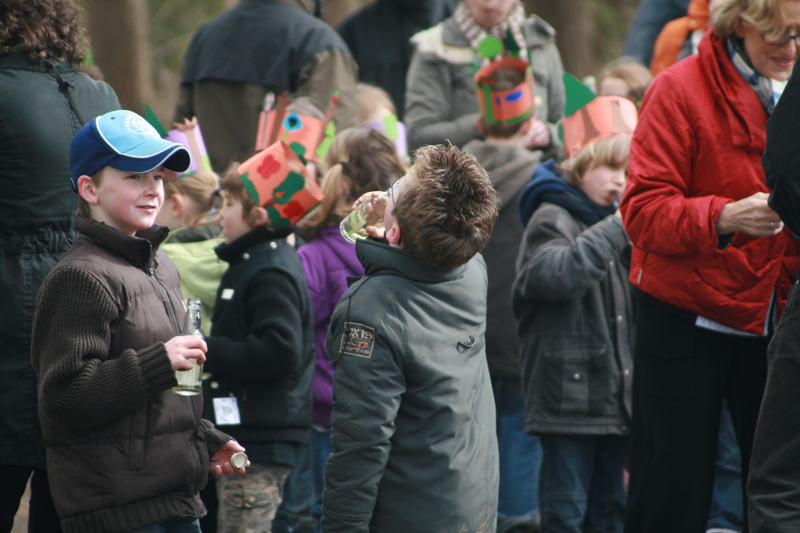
top-left (30, 110), bottom-right (247, 533)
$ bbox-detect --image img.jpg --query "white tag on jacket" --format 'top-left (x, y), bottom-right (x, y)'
top-left (221, 288), bottom-right (234, 300)
top-left (213, 397), bottom-right (241, 425)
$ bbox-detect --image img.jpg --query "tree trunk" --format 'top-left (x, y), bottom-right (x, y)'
top-left (85, 0), bottom-right (155, 115)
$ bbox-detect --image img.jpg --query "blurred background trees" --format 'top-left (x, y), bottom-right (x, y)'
top-left (80, 0), bottom-right (640, 124)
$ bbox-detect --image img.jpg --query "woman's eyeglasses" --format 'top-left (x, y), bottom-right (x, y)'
top-left (761, 30), bottom-right (800, 46)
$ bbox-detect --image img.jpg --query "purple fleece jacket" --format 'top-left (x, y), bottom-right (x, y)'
top-left (297, 226), bottom-right (365, 427)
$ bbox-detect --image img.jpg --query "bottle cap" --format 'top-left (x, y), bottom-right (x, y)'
top-left (231, 452), bottom-right (248, 469)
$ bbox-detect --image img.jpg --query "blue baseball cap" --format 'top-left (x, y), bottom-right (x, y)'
top-left (69, 110), bottom-right (191, 192)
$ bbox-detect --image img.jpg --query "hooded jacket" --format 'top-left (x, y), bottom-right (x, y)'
top-left (31, 217), bottom-right (231, 533)
top-left (0, 51), bottom-right (119, 470)
top-left (297, 226), bottom-right (365, 427)
top-left (513, 162), bottom-right (633, 435)
top-left (175, 0), bottom-right (358, 172)
top-left (404, 12), bottom-right (565, 158)
top-left (322, 239), bottom-right (498, 533)
top-left (463, 140), bottom-right (541, 377)
top-left (620, 30), bottom-right (799, 335)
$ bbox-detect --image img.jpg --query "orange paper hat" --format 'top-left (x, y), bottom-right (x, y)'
top-left (560, 73), bottom-right (638, 156)
top-left (238, 141), bottom-right (324, 225)
top-left (255, 91), bottom-right (338, 163)
top-left (474, 56), bottom-right (535, 126)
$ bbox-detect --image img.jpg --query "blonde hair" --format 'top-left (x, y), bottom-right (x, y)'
top-left (164, 170), bottom-right (221, 227)
top-left (562, 136), bottom-right (631, 187)
top-left (298, 128), bottom-right (405, 236)
top-left (597, 59), bottom-right (653, 102)
top-left (711, 0), bottom-right (787, 39)
top-left (356, 83), bottom-right (397, 123)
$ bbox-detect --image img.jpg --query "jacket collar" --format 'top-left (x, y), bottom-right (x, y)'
top-left (77, 216), bottom-right (169, 271)
top-left (699, 31), bottom-right (768, 149)
top-left (0, 51), bottom-right (78, 73)
top-left (356, 238), bottom-right (465, 283)
top-left (215, 225), bottom-right (294, 264)
top-left (440, 12), bottom-right (555, 48)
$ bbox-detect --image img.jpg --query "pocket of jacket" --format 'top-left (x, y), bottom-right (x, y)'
top-left (543, 347), bottom-right (606, 416)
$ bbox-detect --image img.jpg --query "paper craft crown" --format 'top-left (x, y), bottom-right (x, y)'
top-left (362, 113), bottom-right (408, 162)
top-left (238, 141), bottom-right (324, 226)
top-left (560, 73), bottom-right (638, 156)
top-left (473, 34), bottom-right (535, 126)
top-left (145, 104), bottom-right (210, 175)
top-left (255, 91), bottom-right (337, 163)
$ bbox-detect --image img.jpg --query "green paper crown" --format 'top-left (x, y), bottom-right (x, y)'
top-left (559, 73), bottom-right (598, 141)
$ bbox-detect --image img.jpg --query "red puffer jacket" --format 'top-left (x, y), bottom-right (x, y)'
top-left (621, 30), bottom-right (799, 335)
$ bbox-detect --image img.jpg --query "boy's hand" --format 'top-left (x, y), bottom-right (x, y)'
top-left (165, 335), bottom-right (207, 370)
top-left (351, 191), bottom-right (387, 240)
top-left (210, 440), bottom-right (248, 478)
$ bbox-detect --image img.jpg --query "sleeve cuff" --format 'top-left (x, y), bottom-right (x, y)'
top-left (136, 342), bottom-right (177, 397)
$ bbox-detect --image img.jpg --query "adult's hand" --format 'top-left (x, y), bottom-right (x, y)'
top-left (165, 335), bottom-right (207, 370)
top-left (715, 192), bottom-right (784, 237)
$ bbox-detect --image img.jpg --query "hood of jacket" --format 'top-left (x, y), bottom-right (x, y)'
top-left (518, 160), bottom-right (615, 227)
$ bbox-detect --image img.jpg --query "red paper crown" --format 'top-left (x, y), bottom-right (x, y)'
top-left (474, 57), bottom-right (535, 126)
top-left (561, 96), bottom-right (638, 156)
top-left (238, 141), bottom-right (323, 225)
top-left (255, 92), bottom-right (337, 163)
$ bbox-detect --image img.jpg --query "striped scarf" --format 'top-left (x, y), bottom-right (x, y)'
top-left (454, 0), bottom-right (528, 64)
top-left (727, 38), bottom-right (786, 113)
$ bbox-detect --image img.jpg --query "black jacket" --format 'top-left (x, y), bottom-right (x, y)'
top-left (336, 0), bottom-right (455, 120)
top-left (206, 226), bottom-right (315, 457)
top-left (0, 51), bottom-right (118, 469)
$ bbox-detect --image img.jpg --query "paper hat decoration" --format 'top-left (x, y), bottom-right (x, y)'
top-left (255, 91), bottom-right (338, 163)
top-left (362, 114), bottom-right (408, 161)
top-left (560, 73), bottom-right (638, 156)
top-left (474, 56), bottom-right (535, 126)
top-left (145, 104), bottom-right (210, 175)
top-left (238, 141), bottom-right (324, 225)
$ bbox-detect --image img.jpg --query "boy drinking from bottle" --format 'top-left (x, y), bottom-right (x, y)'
top-left (31, 110), bottom-right (245, 533)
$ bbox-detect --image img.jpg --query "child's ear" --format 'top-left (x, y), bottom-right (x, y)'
top-left (253, 206), bottom-right (269, 227)
top-left (386, 222), bottom-right (402, 245)
top-left (169, 194), bottom-right (185, 217)
top-left (568, 145), bottom-right (582, 159)
top-left (77, 175), bottom-right (99, 205)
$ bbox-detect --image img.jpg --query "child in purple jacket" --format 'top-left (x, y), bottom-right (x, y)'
top-left (297, 128), bottom-right (406, 529)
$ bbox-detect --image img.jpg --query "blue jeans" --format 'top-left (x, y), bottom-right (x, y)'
top-left (539, 434), bottom-right (626, 533)
top-left (622, 0), bottom-right (692, 65)
top-left (310, 426), bottom-right (332, 533)
top-left (130, 518), bottom-right (201, 533)
top-left (492, 376), bottom-right (542, 532)
top-left (707, 399), bottom-right (744, 532)
top-left (274, 443), bottom-right (316, 533)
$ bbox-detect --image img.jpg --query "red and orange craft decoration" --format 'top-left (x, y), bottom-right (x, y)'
top-left (254, 91), bottom-right (338, 163)
top-left (237, 141), bottom-right (323, 226)
top-left (560, 73), bottom-right (638, 157)
top-left (473, 34), bottom-right (535, 126)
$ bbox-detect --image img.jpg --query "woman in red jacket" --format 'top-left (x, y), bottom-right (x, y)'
top-left (619, 0), bottom-right (800, 531)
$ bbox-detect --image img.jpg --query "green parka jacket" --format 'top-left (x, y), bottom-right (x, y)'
top-left (322, 239), bottom-right (499, 533)
top-left (0, 51), bottom-right (119, 469)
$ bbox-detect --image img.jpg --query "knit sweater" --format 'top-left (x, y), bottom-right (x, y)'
top-left (31, 217), bottom-right (231, 533)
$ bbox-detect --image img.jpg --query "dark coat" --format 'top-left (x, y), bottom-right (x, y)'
top-left (32, 218), bottom-right (231, 533)
top-left (747, 55), bottom-right (800, 532)
top-left (322, 239), bottom-right (498, 533)
top-left (513, 172), bottom-right (634, 435)
top-left (206, 226), bottom-right (315, 454)
top-left (336, 0), bottom-right (455, 120)
top-left (0, 51), bottom-right (119, 469)
top-left (463, 140), bottom-right (541, 377)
